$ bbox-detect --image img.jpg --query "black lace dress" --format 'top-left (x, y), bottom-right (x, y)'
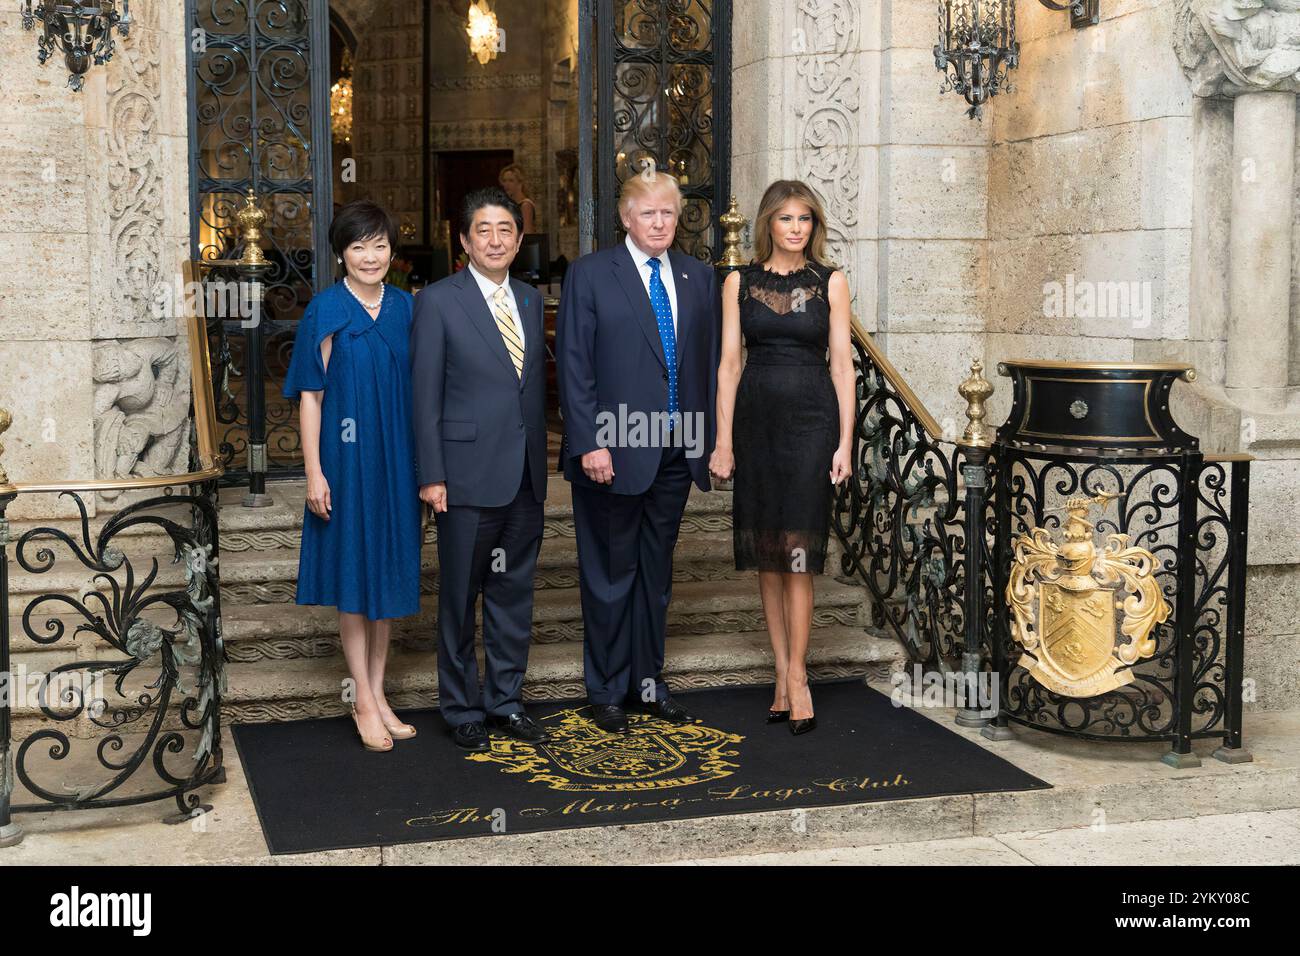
top-left (732, 262), bottom-right (840, 574)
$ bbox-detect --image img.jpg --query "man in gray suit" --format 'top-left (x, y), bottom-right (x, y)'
top-left (411, 188), bottom-right (549, 751)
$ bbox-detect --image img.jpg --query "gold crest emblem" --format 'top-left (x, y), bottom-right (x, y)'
top-left (1006, 492), bottom-right (1170, 698)
top-left (467, 708), bottom-right (744, 793)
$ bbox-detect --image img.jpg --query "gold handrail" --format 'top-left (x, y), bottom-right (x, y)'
top-left (13, 467), bottom-right (226, 496)
top-left (5, 260), bottom-right (225, 496)
top-left (849, 317), bottom-right (947, 443)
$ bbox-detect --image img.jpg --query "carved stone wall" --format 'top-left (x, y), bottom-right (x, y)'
top-left (986, 0), bottom-right (1199, 427)
top-left (0, 1), bottom-right (191, 517)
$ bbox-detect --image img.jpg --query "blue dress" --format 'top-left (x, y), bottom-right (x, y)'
top-left (282, 281), bottom-right (422, 620)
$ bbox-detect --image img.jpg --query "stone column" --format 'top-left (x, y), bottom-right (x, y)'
top-left (1176, 0), bottom-right (1300, 409)
top-left (1227, 91), bottom-right (1296, 408)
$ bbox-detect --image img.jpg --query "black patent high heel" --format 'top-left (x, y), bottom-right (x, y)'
top-left (789, 681), bottom-right (816, 736)
top-left (766, 709), bottom-right (790, 724)
top-left (789, 715), bottom-right (817, 735)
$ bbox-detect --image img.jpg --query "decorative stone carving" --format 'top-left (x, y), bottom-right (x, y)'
top-left (429, 72), bottom-right (542, 91)
top-left (104, 14), bottom-right (165, 332)
top-left (92, 338), bottom-right (192, 496)
top-left (1176, 0), bottom-right (1300, 95)
top-left (793, 0), bottom-right (860, 298)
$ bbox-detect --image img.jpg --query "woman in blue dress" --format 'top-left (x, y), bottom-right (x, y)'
top-left (283, 200), bottom-right (422, 753)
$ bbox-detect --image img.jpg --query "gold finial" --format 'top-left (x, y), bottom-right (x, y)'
top-left (234, 188), bottom-right (270, 270)
top-left (958, 359), bottom-right (994, 448)
top-left (0, 405), bottom-right (12, 487)
top-left (715, 195), bottom-right (748, 270)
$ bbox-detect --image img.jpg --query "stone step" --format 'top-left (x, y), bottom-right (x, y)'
top-left (217, 625), bottom-right (905, 725)
top-left (7, 575), bottom-right (869, 668)
top-left (5, 625), bottom-right (902, 731)
top-left (217, 477), bottom-right (733, 553)
top-left (6, 621), bottom-right (902, 739)
top-left (5, 475), bottom-right (736, 609)
top-left (222, 575), bottom-right (867, 662)
top-left (214, 524), bottom-right (742, 605)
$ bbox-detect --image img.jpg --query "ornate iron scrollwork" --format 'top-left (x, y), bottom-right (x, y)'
top-left (832, 331), bottom-right (991, 674)
top-left (831, 348), bottom-right (1249, 764)
top-left (597, 0), bottom-right (731, 262)
top-left (11, 487), bottom-right (225, 819)
top-left (186, 0), bottom-right (332, 482)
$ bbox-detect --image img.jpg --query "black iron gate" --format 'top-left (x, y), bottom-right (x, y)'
top-left (185, 0), bottom-right (333, 484)
top-left (588, 0), bottom-right (731, 260)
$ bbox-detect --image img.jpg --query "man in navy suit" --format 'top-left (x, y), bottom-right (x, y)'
top-left (411, 188), bottom-right (549, 751)
top-left (556, 170), bottom-right (721, 732)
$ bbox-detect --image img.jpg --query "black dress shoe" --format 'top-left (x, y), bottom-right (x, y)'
top-left (790, 716), bottom-right (817, 736)
top-left (486, 712), bottom-right (548, 743)
top-left (766, 709), bottom-right (790, 724)
top-left (645, 697), bottom-right (693, 724)
top-left (453, 721), bottom-right (490, 751)
top-left (590, 704), bottom-right (628, 733)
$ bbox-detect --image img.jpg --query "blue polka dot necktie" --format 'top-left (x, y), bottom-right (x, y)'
top-left (647, 256), bottom-right (678, 430)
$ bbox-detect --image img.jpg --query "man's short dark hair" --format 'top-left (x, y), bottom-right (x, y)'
top-left (460, 187), bottom-right (522, 238)
top-left (329, 200), bottom-right (399, 259)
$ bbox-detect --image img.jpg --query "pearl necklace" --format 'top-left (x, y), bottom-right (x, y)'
top-left (344, 276), bottom-right (384, 312)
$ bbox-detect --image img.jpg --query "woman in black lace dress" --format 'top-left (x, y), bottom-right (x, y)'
top-left (709, 180), bottom-right (856, 736)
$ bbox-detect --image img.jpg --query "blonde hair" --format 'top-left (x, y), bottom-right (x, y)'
top-left (499, 163), bottom-right (530, 197)
top-left (752, 179), bottom-right (833, 268)
top-left (618, 167), bottom-right (683, 217)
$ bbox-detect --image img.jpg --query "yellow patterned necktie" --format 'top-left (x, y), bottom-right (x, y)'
top-left (492, 286), bottom-right (524, 379)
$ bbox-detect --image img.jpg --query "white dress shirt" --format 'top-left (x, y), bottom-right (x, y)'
top-left (625, 233), bottom-right (678, 337)
top-left (467, 262), bottom-right (525, 348)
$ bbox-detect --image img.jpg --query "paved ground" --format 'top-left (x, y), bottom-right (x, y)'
top-left (4, 695), bottom-right (1299, 865)
top-left (664, 809), bottom-right (1300, 865)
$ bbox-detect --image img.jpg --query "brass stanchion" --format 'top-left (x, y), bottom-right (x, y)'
top-left (955, 361), bottom-right (999, 730)
top-left (209, 189), bottom-right (273, 508)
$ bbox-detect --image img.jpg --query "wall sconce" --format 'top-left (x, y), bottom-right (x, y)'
top-left (935, 1), bottom-right (1099, 120)
top-left (21, 1), bottom-right (131, 92)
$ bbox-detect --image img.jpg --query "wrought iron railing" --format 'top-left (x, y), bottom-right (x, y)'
top-left (0, 280), bottom-right (226, 848)
top-left (831, 322), bottom-right (992, 685)
top-left (830, 331), bottom-right (1252, 765)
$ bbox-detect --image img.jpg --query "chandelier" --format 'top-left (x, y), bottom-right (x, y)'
top-left (331, 49), bottom-right (354, 145)
top-left (21, 1), bottom-right (131, 92)
top-left (466, 0), bottom-right (500, 66)
top-left (935, 1), bottom-right (1099, 120)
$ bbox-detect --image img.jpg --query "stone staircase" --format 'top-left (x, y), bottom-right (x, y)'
top-left (6, 472), bottom-right (907, 734)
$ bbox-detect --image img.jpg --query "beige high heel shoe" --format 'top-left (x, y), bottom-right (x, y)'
top-left (350, 705), bottom-right (393, 752)
top-left (383, 719), bottom-right (417, 740)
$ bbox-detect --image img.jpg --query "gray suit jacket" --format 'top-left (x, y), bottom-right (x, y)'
top-left (410, 268), bottom-right (548, 507)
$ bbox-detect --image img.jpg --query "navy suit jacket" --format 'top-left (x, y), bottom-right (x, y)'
top-left (556, 241), bottom-right (721, 495)
top-left (410, 268), bottom-right (548, 508)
